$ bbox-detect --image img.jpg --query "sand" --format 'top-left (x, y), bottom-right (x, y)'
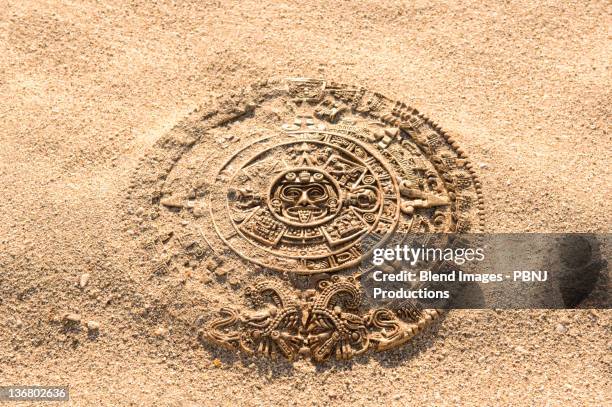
top-left (0, 1), bottom-right (610, 406)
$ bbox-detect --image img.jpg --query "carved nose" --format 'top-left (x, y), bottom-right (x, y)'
top-left (297, 190), bottom-right (311, 206)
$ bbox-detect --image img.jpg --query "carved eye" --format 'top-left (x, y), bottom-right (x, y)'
top-left (306, 186), bottom-right (326, 200)
top-left (281, 186), bottom-right (302, 201)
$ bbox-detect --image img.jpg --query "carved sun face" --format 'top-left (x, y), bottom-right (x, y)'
top-left (269, 168), bottom-right (341, 226)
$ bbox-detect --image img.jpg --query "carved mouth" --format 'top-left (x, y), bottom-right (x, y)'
top-left (297, 209), bottom-right (311, 222)
top-left (286, 206), bottom-right (325, 222)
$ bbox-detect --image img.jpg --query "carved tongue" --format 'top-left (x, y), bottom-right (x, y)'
top-left (298, 209), bottom-right (311, 222)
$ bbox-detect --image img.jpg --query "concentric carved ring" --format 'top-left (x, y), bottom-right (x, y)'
top-left (213, 137), bottom-right (400, 273)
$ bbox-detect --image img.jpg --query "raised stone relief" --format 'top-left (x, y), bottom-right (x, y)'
top-left (126, 78), bottom-right (484, 362)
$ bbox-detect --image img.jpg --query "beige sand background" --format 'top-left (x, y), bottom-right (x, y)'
top-left (1, 1), bottom-right (610, 405)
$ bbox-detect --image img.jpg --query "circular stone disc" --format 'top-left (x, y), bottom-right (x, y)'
top-left (126, 78), bottom-right (484, 361)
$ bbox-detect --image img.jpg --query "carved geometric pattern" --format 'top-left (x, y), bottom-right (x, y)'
top-left (126, 77), bottom-right (484, 362)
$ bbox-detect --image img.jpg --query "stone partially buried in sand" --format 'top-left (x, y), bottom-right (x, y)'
top-left (126, 78), bottom-right (484, 362)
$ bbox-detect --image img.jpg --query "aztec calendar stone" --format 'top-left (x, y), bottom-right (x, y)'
top-left (127, 78), bottom-right (484, 362)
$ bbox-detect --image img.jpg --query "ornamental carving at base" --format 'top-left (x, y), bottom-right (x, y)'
top-left (201, 276), bottom-right (441, 361)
